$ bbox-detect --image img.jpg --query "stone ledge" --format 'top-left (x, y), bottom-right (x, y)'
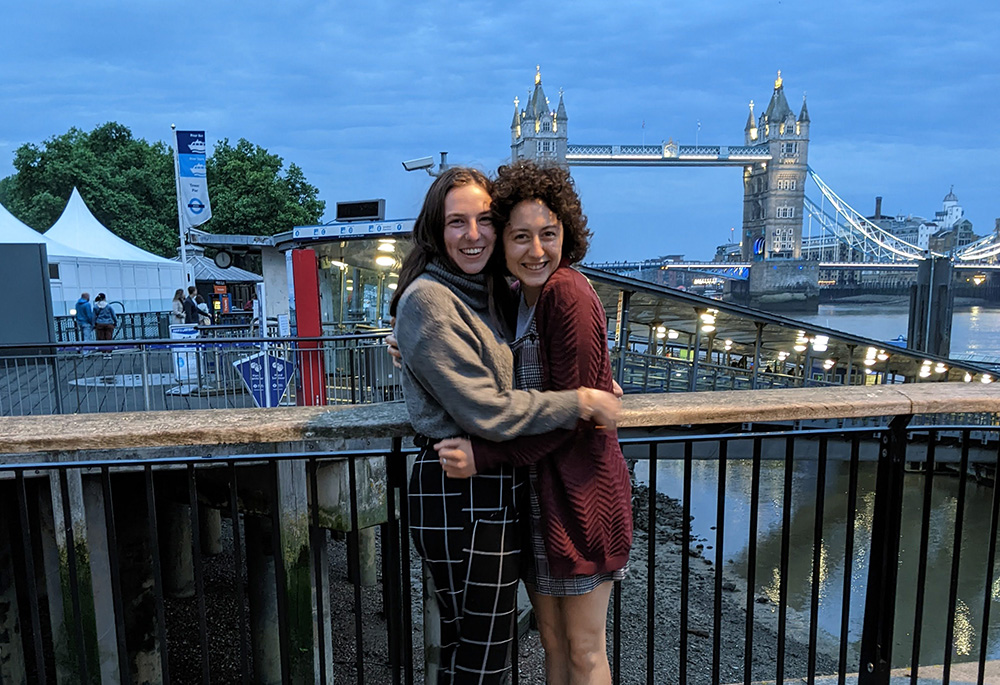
top-left (0, 383), bottom-right (997, 457)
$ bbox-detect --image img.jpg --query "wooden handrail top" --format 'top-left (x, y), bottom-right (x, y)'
top-left (0, 383), bottom-right (997, 457)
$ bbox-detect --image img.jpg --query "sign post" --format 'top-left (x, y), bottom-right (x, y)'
top-left (233, 352), bottom-right (294, 408)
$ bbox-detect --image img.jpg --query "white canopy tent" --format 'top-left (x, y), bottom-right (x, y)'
top-left (40, 188), bottom-right (184, 315)
top-left (0, 201), bottom-right (105, 316)
top-left (0, 202), bottom-right (90, 257)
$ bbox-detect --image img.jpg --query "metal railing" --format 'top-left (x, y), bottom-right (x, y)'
top-left (2, 386), bottom-right (1000, 683)
top-left (0, 334), bottom-right (398, 417)
top-left (54, 311), bottom-right (171, 342)
top-left (616, 349), bottom-right (838, 393)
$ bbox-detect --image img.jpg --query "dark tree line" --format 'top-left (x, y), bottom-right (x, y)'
top-left (0, 122), bottom-right (325, 257)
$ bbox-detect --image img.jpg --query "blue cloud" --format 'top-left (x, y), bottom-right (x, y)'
top-left (0, 0), bottom-right (997, 261)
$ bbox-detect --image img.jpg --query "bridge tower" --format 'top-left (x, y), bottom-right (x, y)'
top-left (741, 72), bottom-right (810, 261)
top-left (511, 66), bottom-right (568, 166)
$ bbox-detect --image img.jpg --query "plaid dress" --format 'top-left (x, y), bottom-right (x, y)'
top-left (512, 301), bottom-right (627, 596)
top-left (409, 443), bottom-right (524, 684)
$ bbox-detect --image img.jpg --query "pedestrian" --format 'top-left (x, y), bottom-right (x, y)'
top-left (93, 293), bottom-right (117, 341)
top-left (389, 167), bottom-right (620, 684)
top-left (74, 292), bottom-right (95, 341)
top-left (195, 295), bottom-right (213, 326)
top-left (171, 288), bottom-right (185, 325)
top-left (183, 286), bottom-right (199, 324)
top-left (436, 161), bottom-right (632, 684)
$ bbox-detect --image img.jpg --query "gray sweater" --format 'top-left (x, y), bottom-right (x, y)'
top-left (394, 263), bottom-right (579, 442)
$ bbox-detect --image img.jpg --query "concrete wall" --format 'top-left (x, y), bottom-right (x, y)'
top-left (748, 260), bottom-right (819, 312)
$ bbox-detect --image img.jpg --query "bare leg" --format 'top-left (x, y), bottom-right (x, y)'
top-left (561, 581), bottom-right (613, 685)
top-left (526, 584), bottom-right (570, 685)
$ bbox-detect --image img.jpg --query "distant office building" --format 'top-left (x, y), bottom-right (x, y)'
top-left (929, 220), bottom-right (978, 254)
top-left (867, 189), bottom-right (977, 252)
top-left (713, 242), bottom-right (743, 263)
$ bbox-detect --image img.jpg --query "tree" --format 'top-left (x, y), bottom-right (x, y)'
top-left (0, 124), bottom-right (326, 256)
top-left (2, 123), bottom-right (178, 256)
top-left (205, 138), bottom-right (324, 236)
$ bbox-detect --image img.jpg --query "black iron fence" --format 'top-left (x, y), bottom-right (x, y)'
top-left (0, 334), bottom-right (398, 417)
top-left (54, 311), bottom-right (171, 342)
top-left (2, 389), bottom-right (1000, 683)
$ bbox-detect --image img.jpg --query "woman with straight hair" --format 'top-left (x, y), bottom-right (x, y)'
top-left (390, 166), bottom-right (620, 684)
top-left (170, 288), bottom-right (185, 325)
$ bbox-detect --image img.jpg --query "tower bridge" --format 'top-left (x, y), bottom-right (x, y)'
top-left (510, 67), bottom-right (1000, 268)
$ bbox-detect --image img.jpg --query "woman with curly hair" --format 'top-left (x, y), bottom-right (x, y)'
top-left (437, 160), bottom-right (633, 684)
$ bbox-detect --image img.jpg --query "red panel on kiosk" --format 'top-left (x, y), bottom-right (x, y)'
top-left (292, 249), bottom-right (326, 406)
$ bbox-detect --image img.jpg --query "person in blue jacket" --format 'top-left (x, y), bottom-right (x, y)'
top-left (74, 292), bottom-right (95, 341)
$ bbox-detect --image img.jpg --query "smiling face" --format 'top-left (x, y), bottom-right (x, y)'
top-left (442, 183), bottom-right (495, 275)
top-left (504, 199), bottom-right (564, 305)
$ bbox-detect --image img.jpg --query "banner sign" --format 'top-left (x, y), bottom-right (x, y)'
top-left (175, 130), bottom-right (212, 228)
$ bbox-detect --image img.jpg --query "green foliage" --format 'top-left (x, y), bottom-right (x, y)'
top-left (1, 123), bottom-right (177, 255)
top-left (0, 124), bottom-right (326, 256)
top-left (206, 138), bottom-right (324, 236)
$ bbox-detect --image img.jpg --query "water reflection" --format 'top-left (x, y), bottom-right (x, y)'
top-left (797, 303), bottom-right (1000, 359)
top-left (636, 443), bottom-right (1000, 668)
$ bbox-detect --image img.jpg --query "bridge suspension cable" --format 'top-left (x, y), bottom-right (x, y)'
top-left (954, 230), bottom-right (1000, 262)
top-left (805, 168), bottom-right (938, 262)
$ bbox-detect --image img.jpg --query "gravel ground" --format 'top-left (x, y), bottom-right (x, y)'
top-left (162, 486), bottom-right (838, 683)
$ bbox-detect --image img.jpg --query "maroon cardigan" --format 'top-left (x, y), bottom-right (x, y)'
top-left (472, 265), bottom-right (633, 577)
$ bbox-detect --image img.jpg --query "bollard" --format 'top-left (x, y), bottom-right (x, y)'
top-left (160, 502), bottom-right (195, 598)
top-left (347, 527), bottom-right (378, 587)
top-left (245, 514), bottom-right (282, 685)
top-left (199, 505), bottom-right (223, 556)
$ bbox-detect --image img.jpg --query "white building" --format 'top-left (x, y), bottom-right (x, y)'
top-left (0, 188), bottom-right (184, 315)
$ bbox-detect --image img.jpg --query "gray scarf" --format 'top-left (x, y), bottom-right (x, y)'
top-left (425, 258), bottom-right (490, 313)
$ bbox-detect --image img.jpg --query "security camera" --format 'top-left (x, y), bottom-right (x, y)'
top-left (402, 156), bottom-right (435, 172)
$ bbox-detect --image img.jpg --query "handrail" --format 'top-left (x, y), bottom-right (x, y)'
top-left (0, 332), bottom-right (390, 351)
top-left (2, 382), bottom-right (997, 456)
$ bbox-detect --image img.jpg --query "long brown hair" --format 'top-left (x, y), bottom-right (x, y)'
top-left (390, 167), bottom-right (501, 317)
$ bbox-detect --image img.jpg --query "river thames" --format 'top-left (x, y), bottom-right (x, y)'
top-left (799, 302), bottom-right (1000, 361)
top-left (643, 300), bottom-right (1000, 669)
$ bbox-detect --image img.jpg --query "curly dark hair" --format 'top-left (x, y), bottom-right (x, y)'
top-left (491, 160), bottom-right (591, 264)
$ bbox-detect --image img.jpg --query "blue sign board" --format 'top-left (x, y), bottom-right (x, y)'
top-left (233, 352), bottom-right (294, 408)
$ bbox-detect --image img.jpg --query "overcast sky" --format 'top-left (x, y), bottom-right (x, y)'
top-left (1, 1), bottom-right (997, 262)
